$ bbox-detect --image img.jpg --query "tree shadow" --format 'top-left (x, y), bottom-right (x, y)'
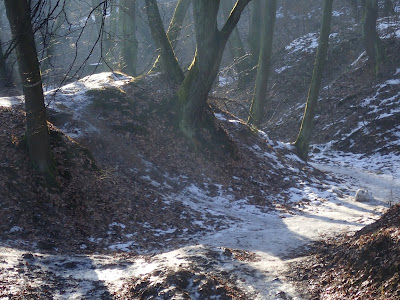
top-left (0, 243), bottom-right (113, 299)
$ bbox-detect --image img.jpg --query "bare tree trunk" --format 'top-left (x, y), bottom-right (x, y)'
top-left (150, 0), bottom-right (191, 73)
top-left (221, 0), bottom-right (251, 89)
top-left (41, 0), bottom-right (67, 85)
top-left (145, 0), bottom-right (184, 83)
top-left (120, 0), bottom-right (138, 76)
top-left (248, 0), bottom-right (262, 67)
top-left (0, 36), bottom-right (14, 87)
top-left (5, 0), bottom-right (54, 176)
top-left (383, 0), bottom-right (395, 16)
top-left (348, 0), bottom-right (360, 22)
top-left (107, 1), bottom-right (120, 69)
top-left (178, 0), bottom-right (250, 150)
top-left (362, 0), bottom-right (385, 73)
top-left (294, 0), bottom-right (333, 161)
top-left (90, 0), bottom-right (112, 71)
top-left (248, 0), bottom-right (277, 126)
top-left (167, 0), bottom-right (191, 48)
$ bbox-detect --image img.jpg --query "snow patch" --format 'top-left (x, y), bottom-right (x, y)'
top-left (285, 32), bottom-right (319, 54)
top-left (275, 65), bottom-right (292, 74)
top-left (378, 17), bottom-right (400, 39)
top-left (9, 226), bottom-right (23, 233)
top-left (214, 112), bottom-right (227, 121)
top-left (218, 76), bottom-right (235, 87)
top-left (0, 96), bottom-right (24, 108)
top-left (332, 11), bottom-right (343, 17)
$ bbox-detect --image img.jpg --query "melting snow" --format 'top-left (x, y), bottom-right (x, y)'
top-left (275, 65), bottom-right (292, 74)
top-left (218, 75), bottom-right (235, 87)
top-left (8, 226), bottom-right (23, 233)
top-left (0, 96), bottom-right (24, 108)
top-left (285, 32), bottom-right (319, 54)
top-left (332, 11), bottom-right (343, 17)
top-left (378, 17), bottom-right (400, 38)
top-left (1, 69), bottom-right (397, 299)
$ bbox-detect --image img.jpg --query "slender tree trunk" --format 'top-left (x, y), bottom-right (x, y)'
top-left (178, 0), bottom-right (250, 144)
top-left (248, 0), bottom-right (277, 126)
top-left (120, 0), bottom-right (138, 75)
top-left (41, 1), bottom-right (67, 85)
top-left (107, 1), bottom-right (120, 69)
top-left (362, 0), bottom-right (385, 73)
top-left (91, 0), bottom-right (103, 39)
top-left (221, 0), bottom-right (251, 89)
top-left (248, 0), bottom-right (262, 67)
top-left (145, 0), bottom-right (184, 84)
top-left (167, 0), bottom-right (191, 48)
top-left (91, 0), bottom-right (112, 71)
top-left (348, 0), bottom-right (360, 22)
top-left (294, 0), bottom-right (333, 161)
top-left (383, 0), bottom-right (395, 16)
top-left (0, 1), bottom-right (14, 87)
top-left (5, 0), bottom-right (54, 175)
top-left (150, 0), bottom-right (191, 73)
top-left (0, 36), bottom-right (13, 87)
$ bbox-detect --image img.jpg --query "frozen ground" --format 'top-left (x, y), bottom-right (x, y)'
top-left (0, 73), bottom-right (397, 298)
top-left (0, 146), bottom-right (394, 298)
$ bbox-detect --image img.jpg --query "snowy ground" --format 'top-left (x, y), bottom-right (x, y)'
top-left (1, 73), bottom-right (398, 299)
top-left (0, 147), bottom-right (394, 298)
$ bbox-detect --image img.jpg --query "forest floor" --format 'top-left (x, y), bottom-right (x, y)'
top-left (1, 13), bottom-right (400, 300)
top-left (0, 67), bottom-right (399, 299)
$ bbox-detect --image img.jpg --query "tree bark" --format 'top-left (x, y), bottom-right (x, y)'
top-left (90, 0), bottom-right (112, 71)
top-left (383, 0), bottom-right (395, 16)
top-left (120, 0), bottom-right (138, 76)
top-left (248, 0), bottom-right (262, 67)
top-left (0, 36), bottom-right (13, 88)
top-left (221, 0), bottom-right (251, 89)
top-left (5, 0), bottom-right (54, 175)
top-left (362, 0), bottom-right (385, 73)
top-left (248, 0), bottom-right (277, 126)
top-left (348, 0), bottom-right (360, 22)
top-left (167, 0), bottom-right (191, 48)
top-left (41, 1), bottom-right (67, 85)
top-left (294, 0), bottom-right (333, 161)
top-left (145, 0), bottom-right (184, 84)
top-left (150, 0), bottom-right (191, 73)
top-left (178, 0), bottom-right (250, 144)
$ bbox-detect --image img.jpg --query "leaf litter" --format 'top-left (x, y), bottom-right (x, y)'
top-left (1, 14), bottom-right (400, 299)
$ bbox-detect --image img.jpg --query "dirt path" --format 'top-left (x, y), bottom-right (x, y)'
top-left (0, 151), bottom-right (391, 299)
top-left (1, 73), bottom-right (396, 299)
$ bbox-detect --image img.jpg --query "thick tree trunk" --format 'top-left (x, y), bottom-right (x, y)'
top-left (221, 0), bottom-right (251, 89)
top-left (178, 0), bottom-right (221, 138)
top-left (178, 0), bottom-right (250, 144)
top-left (151, 0), bottom-right (191, 73)
top-left (120, 0), bottom-right (138, 76)
top-left (5, 0), bottom-right (54, 175)
top-left (248, 0), bottom-right (277, 126)
top-left (362, 0), bottom-right (385, 73)
top-left (145, 0), bottom-right (184, 84)
top-left (294, 0), bottom-right (333, 161)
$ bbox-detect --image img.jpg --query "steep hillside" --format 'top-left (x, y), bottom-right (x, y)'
top-left (213, 16), bottom-right (400, 156)
top-left (0, 4), bottom-right (399, 299)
